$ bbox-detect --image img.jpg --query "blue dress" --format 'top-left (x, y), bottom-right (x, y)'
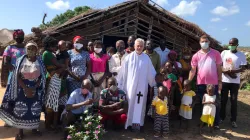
top-left (67, 50), bottom-right (90, 95)
top-left (0, 55), bottom-right (46, 129)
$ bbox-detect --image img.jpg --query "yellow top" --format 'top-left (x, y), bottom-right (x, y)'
top-left (152, 96), bottom-right (168, 115)
top-left (183, 90), bottom-right (196, 97)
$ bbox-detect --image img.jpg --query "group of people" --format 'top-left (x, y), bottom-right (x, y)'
top-left (0, 29), bottom-right (247, 140)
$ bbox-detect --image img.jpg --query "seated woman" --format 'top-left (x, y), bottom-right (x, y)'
top-left (90, 40), bottom-right (110, 103)
top-left (99, 77), bottom-right (128, 129)
top-left (0, 42), bottom-right (46, 140)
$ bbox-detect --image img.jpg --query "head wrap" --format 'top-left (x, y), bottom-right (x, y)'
top-left (168, 50), bottom-right (177, 58)
top-left (13, 29), bottom-right (24, 39)
top-left (73, 36), bottom-right (82, 43)
top-left (25, 42), bottom-right (38, 49)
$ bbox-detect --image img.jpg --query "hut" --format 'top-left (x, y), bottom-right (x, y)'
top-left (44, 0), bottom-right (221, 52)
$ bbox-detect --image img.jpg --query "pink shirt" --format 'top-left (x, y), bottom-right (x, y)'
top-left (90, 53), bottom-right (109, 73)
top-left (191, 49), bottom-right (222, 85)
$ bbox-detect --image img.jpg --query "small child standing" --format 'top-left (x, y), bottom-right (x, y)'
top-left (147, 73), bottom-right (165, 117)
top-left (152, 86), bottom-right (169, 138)
top-left (200, 84), bottom-right (217, 133)
top-left (179, 80), bottom-right (196, 129)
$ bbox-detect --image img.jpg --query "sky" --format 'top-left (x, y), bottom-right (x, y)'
top-left (0, 0), bottom-right (250, 46)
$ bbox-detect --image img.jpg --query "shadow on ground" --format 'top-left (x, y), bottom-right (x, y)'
top-left (0, 90), bottom-right (249, 140)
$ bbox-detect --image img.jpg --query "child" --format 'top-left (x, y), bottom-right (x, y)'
top-left (200, 84), bottom-right (217, 133)
top-left (147, 73), bottom-right (166, 117)
top-left (179, 80), bottom-right (196, 129)
top-left (162, 62), bottom-right (179, 115)
top-left (152, 86), bottom-right (169, 138)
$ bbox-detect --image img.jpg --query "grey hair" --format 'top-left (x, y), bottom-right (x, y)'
top-left (82, 79), bottom-right (92, 86)
top-left (135, 38), bottom-right (145, 47)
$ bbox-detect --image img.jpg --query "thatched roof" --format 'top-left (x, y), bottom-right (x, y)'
top-left (0, 29), bottom-right (14, 44)
top-left (2, 27), bottom-right (46, 49)
top-left (43, 0), bottom-right (220, 45)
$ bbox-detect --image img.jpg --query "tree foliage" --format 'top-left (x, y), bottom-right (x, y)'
top-left (40, 6), bottom-right (91, 29)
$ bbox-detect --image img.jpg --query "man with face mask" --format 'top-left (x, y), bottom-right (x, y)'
top-left (109, 40), bottom-right (128, 78)
top-left (144, 40), bottom-right (161, 73)
top-left (220, 38), bottom-right (247, 128)
top-left (64, 79), bottom-right (93, 124)
top-left (126, 35), bottom-right (136, 54)
top-left (63, 79), bottom-right (93, 138)
top-left (188, 35), bottom-right (222, 129)
top-left (154, 39), bottom-right (170, 66)
top-left (99, 77), bottom-right (128, 129)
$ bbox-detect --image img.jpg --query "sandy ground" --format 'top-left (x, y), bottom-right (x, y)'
top-left (0, 88), bottom-right (250, 140)
top-left (0, 56), bottom-right (250, 140)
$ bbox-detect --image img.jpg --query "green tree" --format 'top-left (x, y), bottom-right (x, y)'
top-left (40, 6), bottom-right (91, 29)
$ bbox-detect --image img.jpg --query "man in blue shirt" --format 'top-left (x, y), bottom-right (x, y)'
top-left (63, 79), bottom-right (93, 126)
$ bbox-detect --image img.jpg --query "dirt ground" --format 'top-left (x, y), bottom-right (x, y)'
top-left (0, 89), bottom-right (250, 140)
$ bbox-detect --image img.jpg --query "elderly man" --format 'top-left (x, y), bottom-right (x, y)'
top-left (118, 38), bottom-right (156, 131)
top-left (126, 35), bottom-right (136, 54)
top-left (109, 40), bottom-right (128, 78)
top-left (188, 35), bottom-right (222, 129)
top-left (63, 79), bottom-right (93, 126)
top-left (99, 77), bottom-right (128, 129)
top-left (220, 38), bottom-right (247, 128)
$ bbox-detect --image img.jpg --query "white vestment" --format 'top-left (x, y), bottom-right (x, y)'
top-left (117, 52), bottom-right (156, 129)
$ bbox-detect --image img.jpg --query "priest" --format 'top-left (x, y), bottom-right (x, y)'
top-left (117, 38), bottom-right (156, 130)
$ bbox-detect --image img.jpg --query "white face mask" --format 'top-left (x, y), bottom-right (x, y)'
top-left (94, 48), bottom-right (102, 53)
top-left (74, 43), bottom-right (83, 50)
top-left (200, 42), bottom-right (209, 49)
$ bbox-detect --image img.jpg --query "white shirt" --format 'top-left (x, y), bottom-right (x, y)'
top-left (221, 50), bottom-right (247, 84)
top-left (109, 52), bottom-right (128, 76)
top-left (154, 47), bottom-right (170, 66)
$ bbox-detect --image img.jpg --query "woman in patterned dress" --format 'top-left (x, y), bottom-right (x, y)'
top-left (67, 36), bottom-right (91, 95)
top-left (0, 42), bottom-right (46, 140)
top-left (42, 36), bottom-right (66, 130)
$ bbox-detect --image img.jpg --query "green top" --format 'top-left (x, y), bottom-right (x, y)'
top-left (144, 50), bottom-right (161, 73)
top-left (42, 50), bottom-right (57, 78)
top-left (167, 73), bottom-right (177, 82)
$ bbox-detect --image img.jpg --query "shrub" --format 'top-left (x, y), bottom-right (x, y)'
top-left (67, 110), bottom-right (105, 140)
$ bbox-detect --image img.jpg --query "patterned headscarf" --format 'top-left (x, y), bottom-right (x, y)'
top-left (13, 29), bottom-right (24, 39)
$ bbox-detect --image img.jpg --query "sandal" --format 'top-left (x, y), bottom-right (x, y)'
top-left (162, 132), bottom-right (169, 138)
top-left (154, 132), bottom-right (161, 138)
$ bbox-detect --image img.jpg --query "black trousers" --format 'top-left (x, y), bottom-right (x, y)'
top-left (220, 82), bottom-right (240, 122)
